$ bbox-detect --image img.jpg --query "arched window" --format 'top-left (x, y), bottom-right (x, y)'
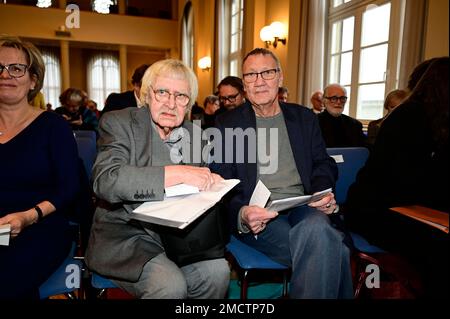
top-left (217, 0), bottom-right (244, 82)
top-left (41, 49), bottom-right (61, 109)
top-left (87, 53), bottom-right (120, 110)
top-left (181, 2), bottom-right (194, 69)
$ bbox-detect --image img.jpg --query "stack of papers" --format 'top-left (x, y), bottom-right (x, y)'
top-left (250, 180), bottom-right (332, 212)
top-left (0, 224), bottom-right (10, 246)
top-left (132, 179), bottom-right (240, 229)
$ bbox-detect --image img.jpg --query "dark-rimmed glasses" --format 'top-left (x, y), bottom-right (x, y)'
top-left (219, 92), bottom-right (240, 104)
top-left (0, 63), bottom-right (29, 78)
top-left (324, 96), bottom-right (348, 104)
top-left (150, 86), bottom-right (190, 107)
top-left (242, 68), bottom-right (279, 83)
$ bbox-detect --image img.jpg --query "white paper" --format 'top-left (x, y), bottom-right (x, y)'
top-left (0, 224), bottom-right (11, 246)
top-left (266, 188), bottom-right (333, 212)
top-left (330, 154), bottom-right (344, 163)
top-left (249, 180), bottom-right (271, 207)
top-left (165, 183), bottom-right (199, 197)
top-left (132, 179), bottom-right (240, 229)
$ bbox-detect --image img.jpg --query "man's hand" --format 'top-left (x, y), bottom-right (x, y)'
top-left (241, 205), bottom-right (278, 234)
top-left (165, 165), bottom-right (223, 191)
top-left (308, 192), bottom-right (338, 215)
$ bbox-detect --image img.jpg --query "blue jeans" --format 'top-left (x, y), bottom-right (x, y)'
top-left (113, 253), bottom-right (230, 299)
top-left (240, 205), bottom-right (353, 299)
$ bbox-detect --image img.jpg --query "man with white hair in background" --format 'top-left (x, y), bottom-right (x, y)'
top-left (317, 83), bottom-right (366, 147)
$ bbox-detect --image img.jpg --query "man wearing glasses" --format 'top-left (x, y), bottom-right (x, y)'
top-left (217, 76), bottom-right (245, 111)
top-left (210, 48), bottom-right (353, 299)
top-left (85, 59), bottom-right (229, 299)
top-left (318, 83), bottom-right (366, 147)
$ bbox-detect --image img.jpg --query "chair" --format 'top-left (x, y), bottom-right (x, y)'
top-left (75, 136), bottom-right (97, 180)
top-left (226, 235), bottom-right (289, 299)
top-left (90, 272), bottom-right (118, 298)
top-left (39, 242), bottom-right (83, 299)
top-left (73, 130), bottom-right (96, 141)
top-left (326, 147), bottom-right (386, 297)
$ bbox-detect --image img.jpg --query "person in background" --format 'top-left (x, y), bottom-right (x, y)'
top-left (367, 89), bottom-right (407, 146)
top-left (310, 90), bottom-right (324, 114)
top-left (0, 36), bottom-right (80, 299)
top-left (85, 59), bottom-right (229, 299)
top-left (86, 99), bottom-right (100, 119)
top-left (343, 57), bottom-right (449, 298)
top-left (202, 95), bottom-right (220, 129)
top-left (318, 84), bottom-right (366, 147)
top-left (217, 76), bottom-right (245, 112)
top-left (277, 86), bottom-right (289, 103)
top-left (102, 64), bottom-right (150, 115)
top-left (55, 88), bottom-right (98, 132)
top-left (46, 102), bottom-right (52, 111)
top-left (31, 90), bottom-right (46, 110)
top-left (210, 48), bottom-right (353, 299)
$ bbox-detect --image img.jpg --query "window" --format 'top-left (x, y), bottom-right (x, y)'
top-left (41, 49), bottom-right (61, 109)
top-left (87, 53), bottom-right (120, 110)
top-left (217, 0), bottom-right (244, 82)
top-left (327, 0), bottom-right (404, 121)
top-left (181, 2), bottom-right (194, 69)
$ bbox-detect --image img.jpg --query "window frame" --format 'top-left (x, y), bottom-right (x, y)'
top-left (326, 0), bottom-right (404, 123)
top-left (217, 0), bottom-right (244, 83)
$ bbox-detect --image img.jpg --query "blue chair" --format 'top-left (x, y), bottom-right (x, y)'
top-left (326, 147), bottom-right (384, 253)
top-left (73, 130), bottom-right (96, 141)
top-left (326, 147), bottom-right (387, 298)
top-left (39, 242), bottom-right (83, 299)
top-left (226, 235), bottom-right (289, 299)
top-left (75, 136), bottom-right (97, 180)
top-left (91, 273), bottom-right (118, 298)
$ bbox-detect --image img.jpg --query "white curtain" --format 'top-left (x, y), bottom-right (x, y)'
top-left (40, 48), bottom-right (61, 110)
top-left (398, 0), bottom-right (427, 88)
top-left (296, 0), bottom-right (327, 107)
top-left (87, 52), bottom-right (120, 110)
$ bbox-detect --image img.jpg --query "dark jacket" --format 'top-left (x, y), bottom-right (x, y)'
top-left (210, 101), bottom-right (337, 234)
top-left (317, 110), bottom-right (366, 147)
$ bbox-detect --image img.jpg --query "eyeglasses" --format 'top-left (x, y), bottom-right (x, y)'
top-left (150, 86), bottom-right (190, 107)
top-left (0, 63), bottom-right (29, 78)
top-left (324, 96), bottom-right (348, 104)
top-left (219, 92), bottom-right (240, 104)
top-left (242, 68), bottom-right (279, 83)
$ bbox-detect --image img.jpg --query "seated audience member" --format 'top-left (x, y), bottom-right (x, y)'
top-left (217, 76), bottom-right (246, 112)
top-left (46, 103), bottom-right (52, 111)
top-left (55, 88), bottom-right (98, 132)
top-left (202, 95), bottom-right (220, 129)
top-left (318, 84), bottom-right (366, 147)
top-left (0, 36), bottom-right (81, 299)
top-left (310, 90), bottom-right (324, 114)
top-left (189, 101), bottom-right (204, 124)
top-left (31, 90), bottom-right (46, 110)
top-left (85, 59), bottom-right (230, 299)
top-left (86, 99), bottom-right (100, 119)
top-left (102, 64), bottom-right (150, 115)
top-left (367, 89), bottom-right (407, 146)
top-left (343, 57), bottom-right (449, 298)
top-left (278, 86), bottom-right (289, 102)
top-left (210, 48), bottom-right (353, 299)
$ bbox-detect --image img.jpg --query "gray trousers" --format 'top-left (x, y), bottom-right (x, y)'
top-left (113, 252), bottom-right (230, 299)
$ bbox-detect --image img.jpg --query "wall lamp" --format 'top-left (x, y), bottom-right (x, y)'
top-left (260, 21), bottom-right (287, 48)
top-left (198, 56), bottom-right (211, 71)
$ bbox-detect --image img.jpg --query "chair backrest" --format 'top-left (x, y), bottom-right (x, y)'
top-left (75, 136), bottom-right (97, 180)
top-left (73, 130), bottom-right (96, 141)
top-left (39, 242), bottom-right (83, 299)
top-left (326, 147), bottom-right (369, 205)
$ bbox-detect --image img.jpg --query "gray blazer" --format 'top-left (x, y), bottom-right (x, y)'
top-left (85, 106), bottom-right (204, 282)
